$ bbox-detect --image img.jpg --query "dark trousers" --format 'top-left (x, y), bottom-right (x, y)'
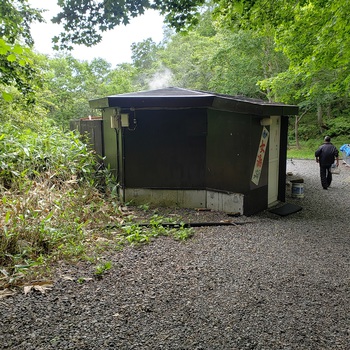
top-left (320, 164), bottom-right (332, 188)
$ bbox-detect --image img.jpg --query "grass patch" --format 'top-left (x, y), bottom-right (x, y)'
top-left (287, 146), bottom-right (314, 159)
top-left (287, 137), bottom-right (347, 160)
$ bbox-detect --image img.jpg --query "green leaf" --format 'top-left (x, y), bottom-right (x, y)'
top-left (5, 211), bottom-right (11, 224)
top-left (43, 212), bottom-right (54, 221)
top-left (18, 59), bottom-right (27, 66)
top-left (13, 45), bottom-right (23, 54)
top-left (7, 54), bottom-right (17, 62)
top-left (0, 39), bottom-right (10, 54)
top-left (2, 92), bottom-right (13, 102)
top-left (0, 47), bottom-right (9, 55)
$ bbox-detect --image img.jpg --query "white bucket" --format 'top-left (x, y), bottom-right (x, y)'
top-left (292, 183), bottom-right (304, 198)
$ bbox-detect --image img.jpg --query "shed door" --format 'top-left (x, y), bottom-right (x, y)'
top-left (268, 116), bottom-right (281, 205)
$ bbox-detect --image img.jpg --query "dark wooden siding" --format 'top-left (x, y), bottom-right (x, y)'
top-left (206, 109), bottom-right (269, 215)
top-left (123, 109), bottom-right (207, 188)
top-left (206, 110), bottom-right (252, 192)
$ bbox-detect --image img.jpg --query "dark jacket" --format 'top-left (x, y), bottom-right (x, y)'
top-left (315, 142), bottom-right (339, 166)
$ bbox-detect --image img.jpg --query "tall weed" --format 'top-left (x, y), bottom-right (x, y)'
top-left (0, 122), bottom-right (96, 189)
top-left (0, 120), bottom-right (193, 288)
top-left (0, 121), bottom-right (122, 285)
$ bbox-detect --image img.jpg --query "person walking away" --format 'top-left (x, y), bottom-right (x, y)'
top-left (315, 136), bottom-right (339, 190)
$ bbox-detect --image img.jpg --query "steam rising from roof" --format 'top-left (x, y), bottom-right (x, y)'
top-left (148, 68), bottom-right (174, 90)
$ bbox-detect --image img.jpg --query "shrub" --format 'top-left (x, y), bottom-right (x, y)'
top-left (0, 121), bottom-right (97, 189)
top-left (325, 116), bottom-right (350, 138)
top-left (0, 120), bottom-right (121, 284)
top-left (0, 120), bottom-right (193, 287)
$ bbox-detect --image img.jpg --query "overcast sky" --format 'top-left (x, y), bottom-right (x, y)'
top-left (28, 0), bottom-right (165, 67)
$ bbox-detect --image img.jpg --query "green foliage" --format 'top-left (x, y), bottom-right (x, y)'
top-left (127, 5), bottom-right (287, 97)
top-left (271, 1), bottom-right (350, 108)
top-left (325, 117), bottom-right (350, 138)
top-left (52, 0), bottom-right (206, 49)
top-left (0, 117), bottom-right (195, 287)
top-left (0, 117), bottom-right (123, 285)
top-left (131, 39), bottom-right (166, 89)
top-left (0, 83), bottom-right (48, 129)
top-left (94, 261), bottom-right (112, 276)
top-left (119, 214), bottom-right (194, 246)
top-left (159, 31), bottom-right (217, 90)
top-left (138, 203), bottom-right (150, 211)
top-left (288, 136), bottom-right (346, 160)
top-left (215, 0), bottom-right (350, 108)
top-left (0, 0), bottom-right (43, 46)
top-left (0, 42), bottom-right (43, 103)
top-left (289, 110), bottom-right (350, 144)
top-left (287, 144), bottom-right (315, 159)
top-left (39, 54), bottom-right (138, 128)
top-left (207, 0), bottom-right (350, 144)
top-left (0, 1), bottom-right (44, 102)
top-left (209, 29), bottom-right (288, 98)
top-left (40, 54), bottom-right (97, 127)
top-left (132, 38), bottom-right (160, 70)
top-left (0, 121), bottom-right (96, 189)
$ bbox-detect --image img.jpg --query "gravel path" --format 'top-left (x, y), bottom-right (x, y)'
top-left (1, 159), bottom-right (349, 349)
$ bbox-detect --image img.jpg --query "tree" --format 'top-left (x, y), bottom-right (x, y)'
top-left (273, 1), bottom-right (350, 114)
top-left (0, 44), bottom-right (41, 103)
top-left (39, 54), bottom-right (137, 127)
top-left (52, 0), bottom-right (206, 49)
top-left (208, 28), bottom-right (288, 98)
top-left (211, 0), bottom-right (350, 143)
top-left (0, 0), bottom-right (43, 46)
top-left (0, 0), bottom-right (44, 101)
top-left (130, 38), bottom-right (167, 89)
top-left (155, 3), bottom-right (288, 97)
top-left (131, 38), bottom-right (160, 70)
top-left (214, 1), bottom-right (350, 104)
top-left (158, 31), bottom-right (216, 91)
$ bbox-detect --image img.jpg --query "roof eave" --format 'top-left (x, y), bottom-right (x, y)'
top-left (212, 97), bottom-right (299, 116)
top-left (89, 97), bottom-right (110, 109)
top-left (90, 96), bottom-right (215, 109)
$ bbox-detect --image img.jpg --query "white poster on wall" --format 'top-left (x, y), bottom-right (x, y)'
top-left (251, 127), bottom-right (269, 185)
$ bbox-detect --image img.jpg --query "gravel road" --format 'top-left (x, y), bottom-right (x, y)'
top-left (1, 159), bottom-right (349, 350)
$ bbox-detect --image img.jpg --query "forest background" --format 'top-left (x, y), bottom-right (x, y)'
top-left (1, 0), bottom-right (350, 286)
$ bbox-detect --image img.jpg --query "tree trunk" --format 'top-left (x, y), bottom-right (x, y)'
top-left (317, 104), bottom-right (323, 132)
top-left (295, 116), bottom-right (300, 149)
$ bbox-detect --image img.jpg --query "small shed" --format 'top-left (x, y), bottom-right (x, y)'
top-left (89, 87), bottom-right (298, 215)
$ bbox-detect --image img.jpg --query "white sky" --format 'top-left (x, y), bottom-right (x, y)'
top-left (28, 0), bottom-right (165, 67)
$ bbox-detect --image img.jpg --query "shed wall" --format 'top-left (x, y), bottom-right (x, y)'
top-left (123, 109), bottom-right (207, 189)
top-left (206, 110), bottom-right (251, 192)
top-left (206, 110), bottom-right (269, 215)
top-left (102, 109), bottom-right (119, 175)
